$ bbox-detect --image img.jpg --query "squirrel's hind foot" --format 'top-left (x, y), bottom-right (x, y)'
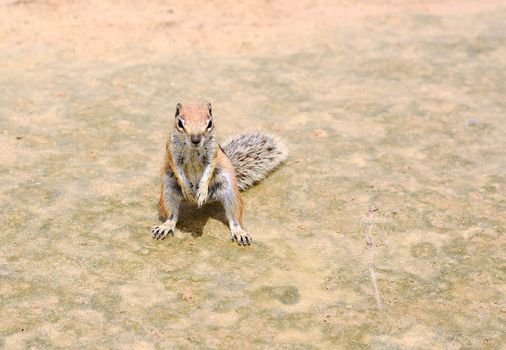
top-left (231, 227), bottom-right (252, 246)
top-left (152, 221), bottom-right (176, 240)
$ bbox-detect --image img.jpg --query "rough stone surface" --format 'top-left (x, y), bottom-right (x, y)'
top-left (0, 1), bottom-right (505, 349)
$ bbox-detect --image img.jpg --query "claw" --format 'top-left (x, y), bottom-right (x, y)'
top-left (196, 187), bottom-right (208, 208)
top-left (231, 230), bottom-right (252, 246)
top-left (151, 222), bottom-right (176, 240)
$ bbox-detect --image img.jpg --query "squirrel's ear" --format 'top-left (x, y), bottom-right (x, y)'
top-left (207, 102), bottom-right (212, 116)
top-left (175, 102), bottom-right (182, 117)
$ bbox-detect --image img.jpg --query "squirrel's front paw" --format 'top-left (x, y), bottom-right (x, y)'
top-left (152, 221), bottom-right (176, 240)
top-left (196, 186), bottom-right (208, 207)
top-left (231, 228), bottom-right (252, 246)
top-left (181, 185), bottom-right (195, 203)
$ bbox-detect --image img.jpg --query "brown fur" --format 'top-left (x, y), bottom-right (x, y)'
top-left (176, 103), bottom-right (211, 135)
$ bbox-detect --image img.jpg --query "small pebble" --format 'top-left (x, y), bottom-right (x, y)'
top-left (182, 291), bottom-right (193, 301)
top-left (312, 129), bottom-right (328, 138)
top-left (467, 118), bottom-right (478, 126)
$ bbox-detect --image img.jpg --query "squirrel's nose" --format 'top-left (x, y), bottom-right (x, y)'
top-left (190, 135), bottom-right (201, 145)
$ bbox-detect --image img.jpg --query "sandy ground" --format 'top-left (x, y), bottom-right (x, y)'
top-left (1, 0), bottom-right (505, 348)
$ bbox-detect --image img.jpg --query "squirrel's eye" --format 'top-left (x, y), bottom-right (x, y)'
top-left (177, 119), bottom-right (184, 130)
top-left (207, 120), bottom-right (213, 130)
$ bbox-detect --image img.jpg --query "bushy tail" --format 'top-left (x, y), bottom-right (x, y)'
top-left (221, 132), bottom-right (288, 190)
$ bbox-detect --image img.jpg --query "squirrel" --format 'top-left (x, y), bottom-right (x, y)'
top-left (151, 102), bottom-right (288, 245)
